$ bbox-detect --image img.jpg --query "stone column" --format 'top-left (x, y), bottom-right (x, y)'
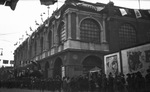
top-left (101, 14), bottom-right (107, 43)
top-left (68, 12), bottom-right (72, 39)
top-left (76, 12), bottom-right (80, 40)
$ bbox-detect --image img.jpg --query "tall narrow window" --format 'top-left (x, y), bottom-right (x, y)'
top-left (48, 31), bottom-right (52, 49)
top-left (119, 23), bottom-right (136, 48)
top-left (40, 37), bottom-right (43, 53)
top-left (80, 18), bottom-right (101, 43)
top-left (34, 41), bottom-right (37, 55)
top-left (58, 22), bottom-right (66, 44)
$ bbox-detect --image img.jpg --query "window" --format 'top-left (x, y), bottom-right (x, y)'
top-left (147, 30), bottom-right (150, 41)
top-left (119, 23), bottom-right (136, 48)
top-left (40, 37), bottom-right (43, 52)
top-left (80, 18), bottom-right (100, 43)
top-left (10, 60), bottom-right (14, 64)
top-left (48, 31), bottom-right (52, 49)
top-left (34, 41), bottom-right (37, 55)
top-left (58, 22), bottom-right (66, 44)
top-left (3, 60), bottom-right (9, 64)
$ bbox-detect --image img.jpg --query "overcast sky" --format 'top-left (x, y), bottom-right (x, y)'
top-left (0, 0), bottom-right (150, 60)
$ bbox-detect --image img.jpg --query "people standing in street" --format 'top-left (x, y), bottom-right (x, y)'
top-left (126, 73), bottom-right (132, 92)
top-left (107, 72), bottom-right (114, 92)
top-left (145, 68), bottom-right (150, 92)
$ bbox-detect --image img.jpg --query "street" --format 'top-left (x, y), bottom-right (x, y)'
top-left (0, 88), bottom-right (53, 92)
top-left (0, 88), bottom-right (100, 92)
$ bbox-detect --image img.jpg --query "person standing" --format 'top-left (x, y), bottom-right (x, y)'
top-left (145, 68), bottom-right (150, 92)
top-left (107, 72), bottom-right (114, 92)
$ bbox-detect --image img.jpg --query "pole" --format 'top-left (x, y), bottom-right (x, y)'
top-left (47, 6), bottom-right (50, 18)
top-left (138, 0), bottom-right (141, 9)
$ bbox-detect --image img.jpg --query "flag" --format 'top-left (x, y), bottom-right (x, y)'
top-left (40, 0), bottom-right (57, 6)
top-left (14, 42), bottom-right (18, 46)
top-left (139, 10), bottom-right (150, 19)
top-left (5, 0), bottom-right (19, 10)
top-left (119, 8), bottom-right (127, 16)
top-left (30, 27), bottom-right (33, 31)
top-left (35, 20), bottom-right (40, 25)
top-left (134, 9), bottom-right (142, 18)
top-left (26, 31), bottom-right (30, 36)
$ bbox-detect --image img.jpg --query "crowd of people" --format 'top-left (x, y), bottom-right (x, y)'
top-left (0, 69), bottom-right (150, 92)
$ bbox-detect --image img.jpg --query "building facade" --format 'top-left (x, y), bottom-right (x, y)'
top-left (14, 0), bottom-right (150, 78)
top-left (0, 48), bottom-right (14, 68)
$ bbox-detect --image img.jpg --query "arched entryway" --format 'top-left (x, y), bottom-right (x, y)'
top-left (82, 55), bottom-right (102, 80)
top-left (53, 57), bottom-right (63, 78)
top-left (45, 61), bottom-right (49, 78)
top-left (82, 55), bottom-right (102, 73)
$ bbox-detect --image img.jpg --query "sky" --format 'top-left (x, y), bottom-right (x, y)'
top-left (0, 0), bottom-right (150, 60)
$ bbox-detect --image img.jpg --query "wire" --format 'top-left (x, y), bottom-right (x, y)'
top-left (0, 32), bottom-right (21, 36)
top-left (0, 39), bottom-right (13, 43)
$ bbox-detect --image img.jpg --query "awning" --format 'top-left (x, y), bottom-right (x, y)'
top-left (90, 66), bottom-right (101, 73)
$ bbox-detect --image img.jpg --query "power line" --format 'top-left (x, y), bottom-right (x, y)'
top-left (0, 39), bottom-right (13, 43)
top-left (0, 32), bottom-right (21, 36)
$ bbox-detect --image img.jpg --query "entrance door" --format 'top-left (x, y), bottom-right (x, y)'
top-left (45, 61), bottom-right (49, 78)
top-left (53, 58), bottom-right (63, 78)
top-left (82, 55), bottom-right (102, 73)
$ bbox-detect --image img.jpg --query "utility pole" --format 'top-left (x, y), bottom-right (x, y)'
top-left (138, 0), bottom-right (141, 9)
top-left (47, 6), bottom-right (50, 18)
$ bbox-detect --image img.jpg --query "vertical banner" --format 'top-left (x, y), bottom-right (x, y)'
top-left (121, 43), bottom-right (150, 77)
top-left (104, 52), bottom-right (121, 77)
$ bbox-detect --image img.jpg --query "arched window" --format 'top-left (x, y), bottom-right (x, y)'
top-left (58, 22), bottom-right (66, 44)
top-left (40, 37), bottom-right (43, 53)
top-left (48, 31), bottom-right (52, 49)
top-left (80, 18), bottom-right (101, 43)
top-left (34, 41), bottom-right (37, 55)
top-left (119, 23), bottom-right (136, 48)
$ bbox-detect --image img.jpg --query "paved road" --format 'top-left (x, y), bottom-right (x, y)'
top-left (0, 88), bottom-right (101, 92)
top-left (0, 88), bottom-right (55, 92)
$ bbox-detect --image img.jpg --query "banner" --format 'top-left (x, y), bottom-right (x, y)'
top-left (134, 9), bottom-right (142, 18)
top-left (119, 8), bottom-right (127, 16)
top-left (121, 43), bottom-right (150, 77)
top-left (104, 52), bottom-right (121, 77)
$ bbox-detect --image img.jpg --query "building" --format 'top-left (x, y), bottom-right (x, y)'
top-left (0, 48), bottom-right (14, 68)
top-left (14, 0), bottom-right (150, 78)
top-left (0, 59), bottom-right (14, 68)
